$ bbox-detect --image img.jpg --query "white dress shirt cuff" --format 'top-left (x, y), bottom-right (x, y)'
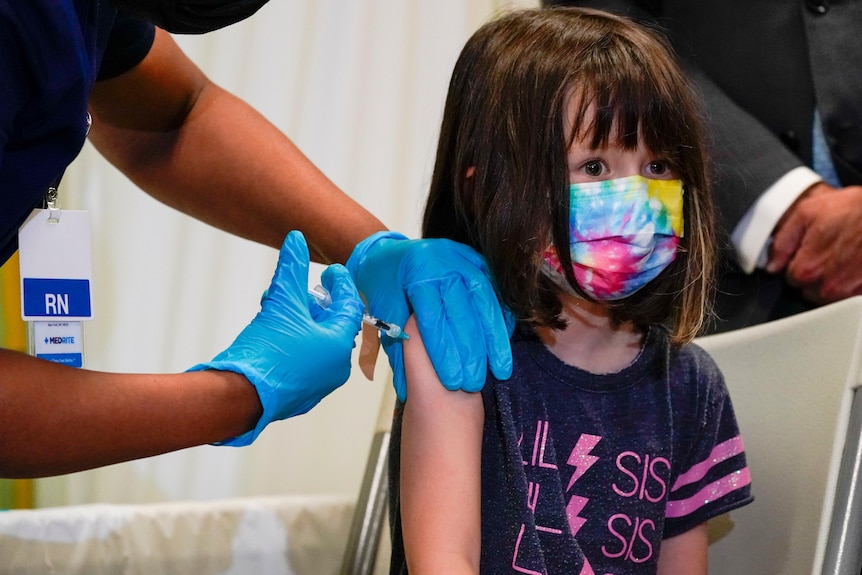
top-left (730, 166), bottom-right (823, 273)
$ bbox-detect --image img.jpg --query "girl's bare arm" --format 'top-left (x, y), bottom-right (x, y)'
top-left (400, 317), bottom-right (485, 575)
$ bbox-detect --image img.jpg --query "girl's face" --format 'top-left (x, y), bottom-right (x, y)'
top-left (565, 102), bottom-right (678, 184)
top-left (544, 100), bottom-right (685, 302)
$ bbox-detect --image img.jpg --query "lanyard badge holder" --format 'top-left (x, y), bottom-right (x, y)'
top-left (18, 187), bottom-right (93, 368)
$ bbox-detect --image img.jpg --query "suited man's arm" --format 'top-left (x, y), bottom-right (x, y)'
top-left (684, 64), bottom-right (806, 225)
top-left (661, 4), bottom-right (862, 304)
top-left (684, 63), bottom-right (823, 271)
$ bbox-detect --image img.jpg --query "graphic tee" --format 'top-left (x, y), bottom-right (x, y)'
top-left (389, 325), bottom-right (753, 574)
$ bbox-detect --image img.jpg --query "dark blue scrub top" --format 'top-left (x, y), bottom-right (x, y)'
top-left (0, 0), bottom-right (155, 265)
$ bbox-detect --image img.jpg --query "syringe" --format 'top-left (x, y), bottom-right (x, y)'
top-left (308, 285), bottom-right (409, 340)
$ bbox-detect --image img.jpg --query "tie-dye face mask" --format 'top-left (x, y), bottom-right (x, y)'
top-left (542, 175), bottom-right (684, 301)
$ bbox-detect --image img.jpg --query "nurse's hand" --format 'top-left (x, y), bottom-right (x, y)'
top-left (347, 231), bottom-right (513, 401)
top-left (189, 231), bottom-right (363, 445)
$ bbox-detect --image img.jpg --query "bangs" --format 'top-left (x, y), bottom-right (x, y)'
top-left (565, 28), bottom-right (691, 163)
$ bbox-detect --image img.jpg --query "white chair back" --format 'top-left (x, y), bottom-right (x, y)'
top-left (698, 297), bottom-right (862, 575)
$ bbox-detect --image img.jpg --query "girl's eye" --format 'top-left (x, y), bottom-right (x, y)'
top-left (648, 161), bottom-right (668, 176)
top-left (583, 161), bottom-right (604, 177)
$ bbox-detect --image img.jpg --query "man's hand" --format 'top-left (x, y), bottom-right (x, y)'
top-left (768, 182), bottom-right (862, 304)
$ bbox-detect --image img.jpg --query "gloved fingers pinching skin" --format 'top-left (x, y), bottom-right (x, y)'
top-left (407, 277), bottom-right (478, 392)
top-left (347, 231), bottom-right (513, 400)
top-left (405, 241), bottom-right (516, 392)
top-left (189, 231), bottom-right (363, 446)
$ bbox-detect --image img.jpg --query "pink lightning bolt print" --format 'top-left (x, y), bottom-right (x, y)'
top-left (567, 434), bottom-right (602, 491)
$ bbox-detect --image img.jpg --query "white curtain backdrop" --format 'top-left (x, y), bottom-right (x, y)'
top-left (37, 0), bottom-right (538, 507)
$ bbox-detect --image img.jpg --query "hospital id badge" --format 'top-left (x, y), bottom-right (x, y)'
top-left (18, 208), bottom-right (93, 367)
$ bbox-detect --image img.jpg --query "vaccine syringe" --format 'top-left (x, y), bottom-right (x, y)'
top-left (308, 285), bottom-right (408, 340)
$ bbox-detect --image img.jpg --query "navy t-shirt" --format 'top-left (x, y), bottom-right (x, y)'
top-left (389, 325), bottom-right (753, 574)
top-left (0, 0), bottom-right (155, 265)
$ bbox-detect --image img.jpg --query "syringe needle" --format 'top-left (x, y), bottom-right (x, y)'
top-left (309, 286), bottom-right (409, 340)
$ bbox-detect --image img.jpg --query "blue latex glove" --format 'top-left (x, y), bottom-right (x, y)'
top-left (346, 231), bottom-right (514, 401)
top-left (189, 231), bottom-right (364, 446)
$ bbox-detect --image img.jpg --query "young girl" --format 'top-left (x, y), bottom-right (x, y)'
top-left (389, 7), bottom-right (753, 575)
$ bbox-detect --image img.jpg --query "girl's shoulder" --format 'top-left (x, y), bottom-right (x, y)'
top-left (660, 332), bottom-right (735, 424)
top-left (671, 339), bottom-right (724, 380)
top-left (652, 324), bottom-right (724, 384)
top-left (637, 325), bottom-right (729, 408)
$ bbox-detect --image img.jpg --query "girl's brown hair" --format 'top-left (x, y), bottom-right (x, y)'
top-left (422, 6), bottom-right (715, 344)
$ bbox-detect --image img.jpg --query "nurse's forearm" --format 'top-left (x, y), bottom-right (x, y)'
top-left (0, 348), bottom-right (261, 478)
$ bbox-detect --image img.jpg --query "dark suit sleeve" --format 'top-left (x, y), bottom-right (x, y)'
top-left (684, 63), bottom-right (803, 230)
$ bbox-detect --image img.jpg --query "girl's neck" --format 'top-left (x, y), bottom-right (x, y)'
top-left (535, 293), bottom-right (644, 374)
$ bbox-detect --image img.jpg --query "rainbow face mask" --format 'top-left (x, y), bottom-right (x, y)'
top-left (543, 175), bottom-right (684, 301)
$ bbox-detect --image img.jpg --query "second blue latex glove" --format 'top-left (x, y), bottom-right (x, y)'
top-left (347, 231), bottom-right (514, 401)
top-left (189, 231), bottom-right (364, 446)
